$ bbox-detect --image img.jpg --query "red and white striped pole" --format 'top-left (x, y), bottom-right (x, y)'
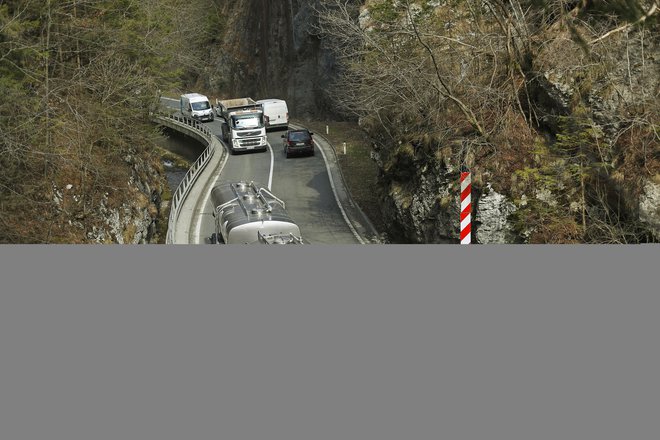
top-left (460, 172), bottom-right (471, 244)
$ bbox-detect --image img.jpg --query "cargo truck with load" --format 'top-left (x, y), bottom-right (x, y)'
top-left (215, 98), bottom-right (268, 154)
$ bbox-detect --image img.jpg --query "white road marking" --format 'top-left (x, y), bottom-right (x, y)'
top-left (313, 139), bottom-right (366, 244)
top-left (267, 141), bottom-right (274, 190)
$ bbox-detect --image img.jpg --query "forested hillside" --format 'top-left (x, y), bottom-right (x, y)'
top-left (2, 0), bottom-right (658, 243)
top-left (313, 0), bottom-right (659, 243)
top-left (201, 0), bottom-right (338, 117)
top-left (0, 0), bottom-right (216, 243)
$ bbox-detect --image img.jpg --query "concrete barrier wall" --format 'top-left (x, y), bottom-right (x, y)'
top-left (153, 113), bottom-right (217, 244)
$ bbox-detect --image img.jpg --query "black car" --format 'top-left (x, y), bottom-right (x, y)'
top-left (282, 129), bottom-right (314, 158)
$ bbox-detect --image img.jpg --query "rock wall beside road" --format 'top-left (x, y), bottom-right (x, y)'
top-left (206, 0), bottom-right (337, 118)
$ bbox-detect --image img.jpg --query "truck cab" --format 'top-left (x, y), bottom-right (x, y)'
top-left (217, 98), bottom-right (268, 154)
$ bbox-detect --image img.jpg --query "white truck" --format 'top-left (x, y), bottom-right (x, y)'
top-left (256, 99), bottom-right (289, 131)
top-left (216, 98), bottom-right (268, 154)
top-left (180, 93), bottom-right (214, 122)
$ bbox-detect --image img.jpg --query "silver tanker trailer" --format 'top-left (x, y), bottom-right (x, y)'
top-left (210, 181), bottom-right (304, 244)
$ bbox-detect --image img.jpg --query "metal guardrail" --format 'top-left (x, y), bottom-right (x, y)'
top-left (152, 112), bottom-right (217, 244)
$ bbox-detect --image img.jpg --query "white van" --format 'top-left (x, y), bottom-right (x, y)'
top-left (256, 99), bottom-right (289, 131)
top-left (180, 93), bottom-right (214, 122)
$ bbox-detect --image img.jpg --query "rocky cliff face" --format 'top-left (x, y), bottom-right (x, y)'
top-left (379, 21), bottom-right (659, 243)
top-left (206, 0), bottom-right (337, 118)
top-left (359, 3), bottom-right (658, 243)
top-left (52, 154), bottom-right (164, 244)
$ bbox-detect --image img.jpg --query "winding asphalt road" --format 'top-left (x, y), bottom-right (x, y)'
top-left (160, 97), bottom-right (376, 244)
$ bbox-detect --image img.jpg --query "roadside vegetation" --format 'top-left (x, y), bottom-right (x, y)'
top-left (315, 0), bottom-right (659, 243)
top-left (0, 0), bottom-right (219, 243)
top-left (3, 0), bottom-right (657, 243)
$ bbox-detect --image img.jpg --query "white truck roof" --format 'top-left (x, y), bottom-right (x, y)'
top-left (257, 99), bottom-right (287, 104)
top-left (181, 93), bottom-right (209, 101)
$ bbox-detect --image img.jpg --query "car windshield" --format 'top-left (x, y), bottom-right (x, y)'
top-left (192, 101), bottom-right (210, 111)
top-left (289, 131), bottom-right (311, 142)
top-left (232, 115), bottom-right (263, 129)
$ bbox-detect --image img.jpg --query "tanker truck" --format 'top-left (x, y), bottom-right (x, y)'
top-left (210, 181), bottom-right (304, 244)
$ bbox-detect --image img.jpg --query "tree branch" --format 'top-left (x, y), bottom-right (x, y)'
top-left (590, 1), bottom-right (658, 45)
